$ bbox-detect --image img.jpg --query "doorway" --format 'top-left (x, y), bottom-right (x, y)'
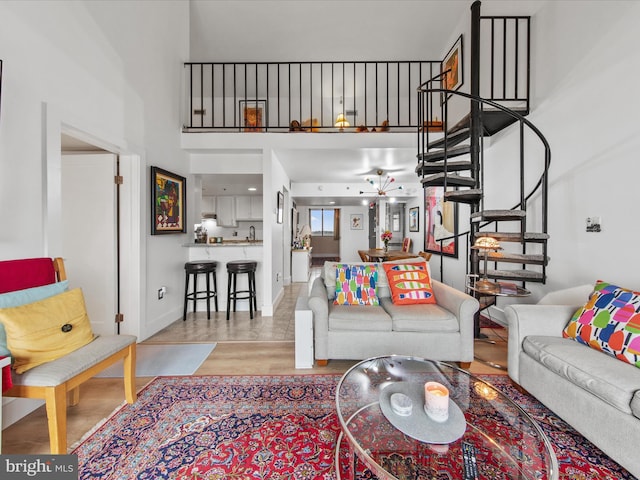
top-left (61, 152), bottom-right (118, 336)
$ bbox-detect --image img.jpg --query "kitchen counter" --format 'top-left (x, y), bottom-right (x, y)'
top-left (183, 241), bottom-right (263, 247)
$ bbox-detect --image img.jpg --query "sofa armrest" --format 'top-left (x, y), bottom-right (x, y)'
top-left (505, 304), bottom-right (579, 384)
top-left (308, 277), bottom-right (330, 360)
top-left (432, 280), bottom-right (479, 346)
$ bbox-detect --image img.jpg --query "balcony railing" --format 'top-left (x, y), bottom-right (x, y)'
top-left (183, 60), bottom-right (441, 132)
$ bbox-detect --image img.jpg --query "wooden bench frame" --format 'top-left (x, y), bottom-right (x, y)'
top-left (2, 258), bottom-right (137, 453)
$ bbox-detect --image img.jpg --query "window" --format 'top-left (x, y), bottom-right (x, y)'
top-left (310, 208), bottom-right (336, 237)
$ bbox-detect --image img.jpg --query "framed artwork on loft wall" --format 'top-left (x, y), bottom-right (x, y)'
top-left (442, 34), bottom-right (463, 93)
top-left (425, 186), bottom-right (458, 258)
top-left (151, 166), bottom-right (186, 235)
top-left (239, 99), bottom-right (266, 132)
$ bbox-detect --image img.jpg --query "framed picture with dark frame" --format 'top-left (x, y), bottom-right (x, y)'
top-left (239, 99), bottom-right (267, 132)
top-left (151, 166), bottom-right (186, 235)
top-left (409, 206), bottom-right (420, 232)
top-left (442, 34), bottom-right (463, 93)
top-left (276, 190), bottom-right (284, 224)
top-left (425, 186), bottom-right (458, 258)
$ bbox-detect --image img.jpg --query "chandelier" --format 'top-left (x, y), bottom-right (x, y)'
top-left (359, 169), bottom-right (404, 196)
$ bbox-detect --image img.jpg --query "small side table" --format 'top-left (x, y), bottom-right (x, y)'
top-left (0, 356), bottom-right (11, 452)
top-left (294, 296), bottom-right (314, 368)
top-left (467, 276), bottom-right (531, 370)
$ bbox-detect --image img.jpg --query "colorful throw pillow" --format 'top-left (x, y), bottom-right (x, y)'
top-left (334, 264), bottom-right (379, 306)
top-left (563, 280), bottom-right (640, 367)
top-left (0, 280), bottom-right (70, 361)
top-left (0, 288), bottom-right (95, 373)
top-left (383, 262), bottom-right (436, 305)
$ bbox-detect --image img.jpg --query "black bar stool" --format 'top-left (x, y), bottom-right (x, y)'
top-left (226, 260), bottom-right (258, 320)
top-left (183, 260), bottom-right (218, 321)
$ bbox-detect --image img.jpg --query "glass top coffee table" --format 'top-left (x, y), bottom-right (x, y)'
top-left (335, 355), bottom-right (558, 480)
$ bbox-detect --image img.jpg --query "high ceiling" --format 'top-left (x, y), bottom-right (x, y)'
top-left (189, 1), bottom-right (473, 206)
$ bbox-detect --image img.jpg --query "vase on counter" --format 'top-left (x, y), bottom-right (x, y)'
top-left (383, 240), bottom-right (389, 252)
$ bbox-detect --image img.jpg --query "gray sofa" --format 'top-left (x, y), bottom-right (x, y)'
top-left (308, 260), bottom-right (479, 366)
top-left (506, 285), bottom-right (640, 478)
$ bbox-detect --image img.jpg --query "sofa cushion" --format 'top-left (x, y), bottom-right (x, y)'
top-left (334, 264), bottom-right (379, 306)
top-left (324, 261), bottom-right (391, 299)
top-left (0, 288), bottom-right (95, 373)
top-left (383, 262), bottom-right (435, 305)
top-left (563, 280), bottom-right (640, 367)
top-left (380, 297), bottom-right (458, 332)
top-left (328, 304), bottom-right (392, 331)
top-left (523, 335), bottom-right (640, 414)
top-left (631, 391), bottom-right (640, 420)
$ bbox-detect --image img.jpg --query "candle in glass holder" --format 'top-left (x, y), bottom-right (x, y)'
top-left (424, 381), bottom-right (449, 422)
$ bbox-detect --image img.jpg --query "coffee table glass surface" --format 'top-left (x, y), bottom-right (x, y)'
top-left (335, 355), bottom-right (558, 480)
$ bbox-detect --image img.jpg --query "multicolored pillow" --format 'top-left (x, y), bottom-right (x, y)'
top-left (333, 264), bottom-right (379, 306)
top-left (383, 262), bottom-right (436, 305)
top-left (563, 280), bottom-right (640, 367)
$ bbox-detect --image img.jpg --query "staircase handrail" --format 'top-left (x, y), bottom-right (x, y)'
top-left (417, 86), bottom-right (551, 231)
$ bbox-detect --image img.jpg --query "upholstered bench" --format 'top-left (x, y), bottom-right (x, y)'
top-left (0, 257), bottom-right (137, 454)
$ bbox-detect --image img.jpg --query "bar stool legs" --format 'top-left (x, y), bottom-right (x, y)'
top-left (226, 260), bottom-right (258, 320)
top-left (183, 261), bottom-right (218, 321)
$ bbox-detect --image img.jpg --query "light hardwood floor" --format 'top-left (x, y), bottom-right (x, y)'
top-left (1, 272), bottom-right (508, 454)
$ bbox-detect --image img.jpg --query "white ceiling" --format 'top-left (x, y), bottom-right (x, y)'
top-left (189, 0), bottom-right (472, 206)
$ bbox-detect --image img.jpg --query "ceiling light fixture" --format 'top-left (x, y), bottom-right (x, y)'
top-left (359, 169), bottom-right (404, 196)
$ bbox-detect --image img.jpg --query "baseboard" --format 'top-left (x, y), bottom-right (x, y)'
top-left (2, 397), bottom-right (45, 430)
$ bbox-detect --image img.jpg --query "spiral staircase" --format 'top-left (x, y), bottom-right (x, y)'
top-left (416, 1), bottom-right (551, 327)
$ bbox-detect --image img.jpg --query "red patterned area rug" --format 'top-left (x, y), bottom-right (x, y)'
top-left (73, 374), bottom-right (635, 479)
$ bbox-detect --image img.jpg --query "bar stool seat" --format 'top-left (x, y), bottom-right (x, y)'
top-left (226, 260), bottom-right (258, 320)
top-left (183, 260), bottom-right (218, 321)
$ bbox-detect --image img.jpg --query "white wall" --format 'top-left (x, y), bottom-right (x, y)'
top-left (0, 1), bottom-right (189, 334)
top-left (478, 0), bottom-right (640, 300)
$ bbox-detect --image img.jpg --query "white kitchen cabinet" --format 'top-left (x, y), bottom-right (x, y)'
top-left (201, 196), bottom-right (216, 215)
top-left (236, 195), bottom-right (263, 220)
top-left (292, 248), bottom-right (312, 282)
top-left (216, 196), bottom-right (237, 227)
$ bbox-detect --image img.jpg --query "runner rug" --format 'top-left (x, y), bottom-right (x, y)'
top-left (72, 374), bottom-right (634, 479)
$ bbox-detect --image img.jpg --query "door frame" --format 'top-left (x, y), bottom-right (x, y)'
top-left (44, 104), bottom-right (143, 339)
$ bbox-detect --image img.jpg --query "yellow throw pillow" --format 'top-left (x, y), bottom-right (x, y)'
top-left (0, 288), bottom-right (95, 373)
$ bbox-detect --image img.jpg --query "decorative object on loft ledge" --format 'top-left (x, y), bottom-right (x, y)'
top-left (471, 236), bottom-right (502, 292)
top-left (425, 186), bottom-right (458, 258)
top-left (359, 170), bottom-right (404, 196)
top-left (239, 99), bottom-right (266, 132)
top-left (335, 113), bottom-right (350, 131)
top-left (442, 34), bottom-right (463, 93)
top-left (151, 166), bottom-right (186, 235)
top-left (276, 190), bottom-right (284, 224)
top-left (409, 206), bottom-right (419, 232)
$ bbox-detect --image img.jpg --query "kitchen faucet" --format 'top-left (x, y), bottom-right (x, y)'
top-left (249, 225), bottom-right (256, 241)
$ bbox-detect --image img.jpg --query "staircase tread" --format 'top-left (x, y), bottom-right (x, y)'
top-left (427, 128), bottom-right (470, 149)
top-left (417, 145), bottom-right (471, 162)
top-left (445, 189), bottom-right (483, 204)
top-left (486, 251), bottom-right (548, 264)
top-left (471, 210), bottom-right (526, 221)
top-left (486, 269), bottom-right (544, 281)
top-left (421, 173), bottom-right (476, 187)
top-left (475, 232), bottom-right (550, 241)
top-left (416, 160), bottom-right (472, 174)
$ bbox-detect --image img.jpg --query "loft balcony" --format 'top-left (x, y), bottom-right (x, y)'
top-left (183, 60), bottom-right (444, 133)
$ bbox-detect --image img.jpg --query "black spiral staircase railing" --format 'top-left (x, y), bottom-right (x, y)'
top-left (415, 0), bottom-right (550, 314)
top-left (417, 86), bottom-right (550, 285)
